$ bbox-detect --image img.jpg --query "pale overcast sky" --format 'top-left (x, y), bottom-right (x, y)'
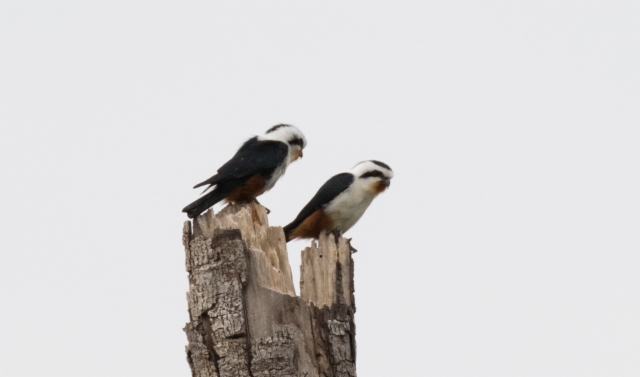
top-left (1, 2), bottom-right (638, 377)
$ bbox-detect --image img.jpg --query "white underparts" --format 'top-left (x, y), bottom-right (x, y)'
top-left (265, 155), bottom-right (289, 192)
top-left (324, 179), bottom-right (379, 233)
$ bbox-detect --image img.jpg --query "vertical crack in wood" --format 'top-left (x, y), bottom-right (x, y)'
top-left (334, 262), bottom-right (344, 306)
top-left (241, 258), bottom-right (256, 377)
top-left (199, 314), bottom-right (221, 376)
top-left (184, 320), bottom-right (219, 377)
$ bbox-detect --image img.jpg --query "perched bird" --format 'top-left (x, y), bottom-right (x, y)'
top-left (183, 124), bottom-right (307, 218)
top-left (283, 160), bottom-right (393, 242)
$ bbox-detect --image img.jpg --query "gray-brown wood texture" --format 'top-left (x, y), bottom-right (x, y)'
top-left (182, 203), bottom-right (357, 377)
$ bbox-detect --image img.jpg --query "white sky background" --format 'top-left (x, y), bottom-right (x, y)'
top-left (1, 1), bottom-right (638, 376)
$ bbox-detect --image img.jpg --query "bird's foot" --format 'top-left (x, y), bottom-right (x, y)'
top-left (347, 238), bottom-right (358, 253)
top-left (252, 199), bottom-right (270, 214)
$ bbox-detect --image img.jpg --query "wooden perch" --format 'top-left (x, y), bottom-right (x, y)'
top-left (182, 202), bottom-right (357, 377)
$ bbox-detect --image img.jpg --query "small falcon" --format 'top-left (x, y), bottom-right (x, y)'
top-left (182, 124), bottom-right (307, 219)
top-left (283, 160), bottom-right (393, 242)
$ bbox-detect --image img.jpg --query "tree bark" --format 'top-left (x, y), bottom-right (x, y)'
top-left (182, 203), bottom-right (356, 377)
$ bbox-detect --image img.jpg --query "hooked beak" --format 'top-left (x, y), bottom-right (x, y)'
top-left (295, 149), bottom-right (303, 160)
top-left (374, 178), bottom-right (391, 193)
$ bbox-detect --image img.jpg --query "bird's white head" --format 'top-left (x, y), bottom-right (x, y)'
top-left (350, 160), bottom-right (394, 194)
top-left (260, 124), bottom-right (307, 163)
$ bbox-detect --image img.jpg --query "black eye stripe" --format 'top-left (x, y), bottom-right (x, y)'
top-left (359, 170), bottom-right (385, 179)
top-left (288, 137), bottom-right (304, 147)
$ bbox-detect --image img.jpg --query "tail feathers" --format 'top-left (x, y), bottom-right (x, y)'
top-left (193, 174), bottom-right (219, 189)
top-left (182, 190), bottom-right (226, 219)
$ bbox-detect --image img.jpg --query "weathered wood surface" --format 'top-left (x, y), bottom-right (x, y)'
top-left (183, 203), bottom-right (356, 377)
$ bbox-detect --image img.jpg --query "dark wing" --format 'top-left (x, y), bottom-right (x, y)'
top-left (284, 173), bottom-right (355, 232)
top-left (194, 138), bottom-right (287, 189)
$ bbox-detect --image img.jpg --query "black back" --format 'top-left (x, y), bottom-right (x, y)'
top-left (217, 138), bottom-right (288, 180)
top-left (283, 173), bottom-right (355, 234)
top-left (194, 137), bottom-right (288, 189)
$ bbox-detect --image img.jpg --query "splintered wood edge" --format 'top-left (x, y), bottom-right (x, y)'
top-left (189, 202), bottom-right (296, 295)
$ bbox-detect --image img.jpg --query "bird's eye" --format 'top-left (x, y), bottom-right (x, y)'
top-left (360, 170), bottom-right (384, 179)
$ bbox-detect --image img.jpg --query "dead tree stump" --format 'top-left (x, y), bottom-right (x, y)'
top-left (182, 202), bottom-right (356, 377)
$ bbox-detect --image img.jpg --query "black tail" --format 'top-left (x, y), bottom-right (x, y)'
top-left (283, 223), bottom-right (294, 242)
top-left (193, 174), bottom-right (219, 189)
top-left (182, 190), bottom-right (227, 219)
